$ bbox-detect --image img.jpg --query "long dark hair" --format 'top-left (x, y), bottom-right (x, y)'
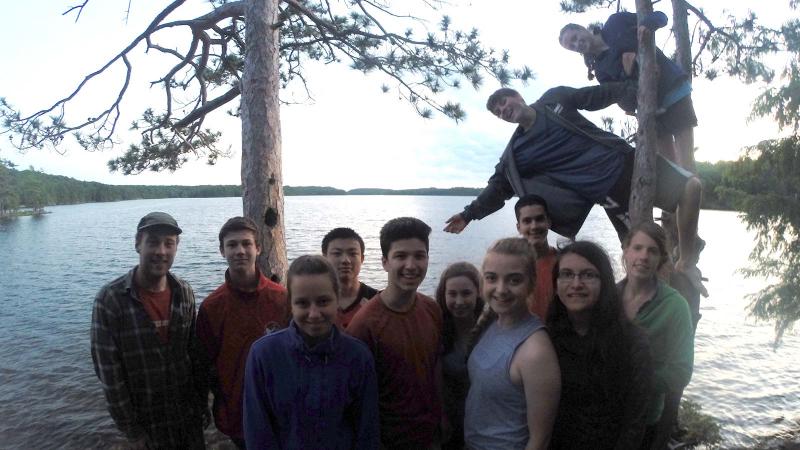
top-left (546, 241), bottom-right (638, 395)
top-left (435, 262), bottom-right (485, 353)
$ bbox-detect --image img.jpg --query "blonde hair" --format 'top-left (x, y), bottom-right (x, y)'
top-left (467, 238), bottom-right (538, 353)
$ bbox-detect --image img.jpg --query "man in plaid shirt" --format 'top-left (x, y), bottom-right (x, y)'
top-left (91, 212), bottom-right (206, 449)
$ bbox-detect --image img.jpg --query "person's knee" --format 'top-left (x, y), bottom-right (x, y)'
top-left (685, 176), bottom-right (702, 196)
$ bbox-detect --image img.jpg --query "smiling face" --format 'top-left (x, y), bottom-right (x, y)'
top-left (382, 238), bottom-right (429, 294)
top-left (490, 93), bottom-right (528, 124)
top-left (136, 228), bottom-right (178, 283)
top-left (220, 229), bottom-right (261, 276)
top-left (290, 273), bottom-right (338, 339)
top-left (556, 253), bottom-right (602, 320)
top-left (623, 231), bottom-right (662, 281)
top-left (444, 275), bottom-right (479, 320)
top-left (516, 204), bottom-right (551, 251)
top-left (560, 26), bottom-right (594, 54)
top-left (482, 252), bottom-right (533, 319)
top-left (324, 238), bottom-right (363, 284)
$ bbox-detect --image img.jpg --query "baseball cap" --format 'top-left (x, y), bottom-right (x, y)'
top-left (137, 211), bottom-right (182, 235)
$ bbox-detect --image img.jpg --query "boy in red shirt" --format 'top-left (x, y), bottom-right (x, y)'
top-left (196, 216), bottom-right (289, 448)
top-left (347, 217), bottom-right (444, 450)
top-left (515, 195), bottom-right (558, 320)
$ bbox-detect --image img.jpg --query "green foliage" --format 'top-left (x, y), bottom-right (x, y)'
top-left (0, 166), bottom-right (242, 209)
top-left (696, 160), bottom-right (738, 210)
top-left (751, 61), bottom-right (800, 132)
top-left (718, 137), bottom-right (800, 343)
top-left (0, 0), bottom-right (531, 174)
top-left (559, 0), bottom-right (619, 14)
top-left (0, 166), bottom-right (486, 212)
top-left (678, 398), bottom-right (723, 448)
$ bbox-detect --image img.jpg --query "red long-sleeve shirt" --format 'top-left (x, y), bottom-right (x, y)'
top-left (196, 270), bottom-right (289, 439)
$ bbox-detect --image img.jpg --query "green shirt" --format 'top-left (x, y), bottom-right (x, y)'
top-left (621, 280), bottom-right (694, 424)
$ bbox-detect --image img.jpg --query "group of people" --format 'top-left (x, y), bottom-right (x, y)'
top-left (89, 10), bottom-right (704, 450)
top-left (91, 199), bottom-right (694, 450)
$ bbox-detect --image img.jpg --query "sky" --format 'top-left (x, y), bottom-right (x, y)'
top-left (0, 0), bottom-right (794, 189)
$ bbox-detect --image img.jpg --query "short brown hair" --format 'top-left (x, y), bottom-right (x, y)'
top-left (218, 216), bottom-right (260, 247)
top-left (622, 221), bottom-right (670, 270)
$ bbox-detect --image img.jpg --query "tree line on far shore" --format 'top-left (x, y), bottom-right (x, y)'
top-left (0, 157), bottom-right (750, 217)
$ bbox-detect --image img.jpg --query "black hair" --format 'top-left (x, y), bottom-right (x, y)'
top-left (379, 217), bottom-right (431, 258)
top-left (321, 227), bottom-right (366, 256)
top-left (514, 194), bottom-right (551, 222)
top-left (486, 87), bottom-right (522, 113)
top-left (546, 241), bottom-right (640, 398)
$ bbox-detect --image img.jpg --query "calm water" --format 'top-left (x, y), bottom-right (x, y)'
top-left (0, 197), bottom-right (798, 448)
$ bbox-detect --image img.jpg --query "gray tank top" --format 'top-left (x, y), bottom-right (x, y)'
top-left (464, 315), bottom-right (545, 450)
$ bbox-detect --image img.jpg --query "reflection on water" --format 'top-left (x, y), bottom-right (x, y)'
top-left (0, 197), bottom-right (797, 448)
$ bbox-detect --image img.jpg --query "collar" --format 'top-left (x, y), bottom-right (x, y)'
top-left (224, 268), bottom-right (275, 295)
top-left (288, 320), bottom-right (339, 357)
top-left (124, 266), bottom-right (179, 302)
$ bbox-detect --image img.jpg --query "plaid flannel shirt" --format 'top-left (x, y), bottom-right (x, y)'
top-left (91, 267), bottom-right (205, 448)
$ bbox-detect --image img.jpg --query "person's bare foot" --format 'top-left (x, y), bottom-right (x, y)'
top-left (675, 259), bottom-right (709, 298)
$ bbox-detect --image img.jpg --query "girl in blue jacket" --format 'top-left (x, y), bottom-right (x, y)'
top-left (243, 255), bottom-right (380, 449)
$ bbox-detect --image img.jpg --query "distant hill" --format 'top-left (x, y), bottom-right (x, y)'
top-left (0, 166), bottom-right (482, 213)
top-left (0, 162), bottom-right (738, 213)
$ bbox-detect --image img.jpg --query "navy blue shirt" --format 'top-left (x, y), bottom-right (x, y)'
top-left (596, 12), bottom-right (687, 103)
top-left (243, 322), bottom-right (380, 450)
top-left (513, 111), bottom-right (624, 203)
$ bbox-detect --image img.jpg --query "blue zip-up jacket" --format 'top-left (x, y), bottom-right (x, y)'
top-left (243, 321), bottom-right (380, 450)
top-left (596, 12), bottom-right (688, 105)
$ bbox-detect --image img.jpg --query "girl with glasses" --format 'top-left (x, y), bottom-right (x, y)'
top-left (548, 241), bottom-right (652, 449)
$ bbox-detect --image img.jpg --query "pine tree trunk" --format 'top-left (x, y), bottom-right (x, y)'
top-left (241, 0), bottom-right (287, 283)
top-left (630, 0), bottom-right (659, 224)
top-left (671, 0), bottom-right (692, 75)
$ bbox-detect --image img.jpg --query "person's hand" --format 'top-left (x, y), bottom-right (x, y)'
top-left (443, 213), bottom-right (468, 234)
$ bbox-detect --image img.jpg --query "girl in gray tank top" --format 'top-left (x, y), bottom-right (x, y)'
top-left (464, 238), bottom-right (561, 450)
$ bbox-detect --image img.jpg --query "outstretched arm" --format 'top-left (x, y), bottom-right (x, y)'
top-left (445, 160), bottom-right (514, 233)
top-left (544, 83), bottom-right (638, 113)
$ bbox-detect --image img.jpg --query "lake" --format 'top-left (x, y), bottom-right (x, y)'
top-left (0, 196), bottom-right (798, 448)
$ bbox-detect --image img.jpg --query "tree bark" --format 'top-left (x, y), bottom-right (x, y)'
top-left (630, 0), bottom-right (660, 224)
top-left (671, 0), bottom-right (692, 74)
top-left (241, 0), bottom-right (287, 283)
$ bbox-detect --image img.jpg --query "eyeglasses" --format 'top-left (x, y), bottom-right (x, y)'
top-left (557, 270), bottom-right (601, 283)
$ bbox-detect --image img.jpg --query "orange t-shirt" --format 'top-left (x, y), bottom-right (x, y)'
top-left (530, 247), bottom-right (557, 320)
top-left (139, 287), bottom-right (172, 344)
